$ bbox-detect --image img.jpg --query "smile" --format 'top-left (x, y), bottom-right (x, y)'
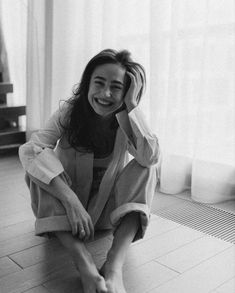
top-left (94, 98), bottom-right (113, 107)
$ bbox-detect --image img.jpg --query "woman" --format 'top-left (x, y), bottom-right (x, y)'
top-left (19, 49), bottom-right (160, 293)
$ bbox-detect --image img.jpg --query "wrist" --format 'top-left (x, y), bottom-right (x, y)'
top-left (64, 192), bottom-right (79, 206)
top-left (125, 101), bottom-right (137, 113)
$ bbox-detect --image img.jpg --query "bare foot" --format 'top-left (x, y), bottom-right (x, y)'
top-left (80, 270), bottom-right (107, 293)
top-left (100, 263), bottom-right (126, 293)
top-left (74, 254), bottom-right (107, 293)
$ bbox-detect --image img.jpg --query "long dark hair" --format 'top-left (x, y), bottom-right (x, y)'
top-left (60, 49), bottom-right (146, 155)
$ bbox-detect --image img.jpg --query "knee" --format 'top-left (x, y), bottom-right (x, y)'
top-left (126, 159), bottom-right (157, 179)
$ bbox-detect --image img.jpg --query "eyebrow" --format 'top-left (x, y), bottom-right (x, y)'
top-left (94, 76), bottom-right (124, 86)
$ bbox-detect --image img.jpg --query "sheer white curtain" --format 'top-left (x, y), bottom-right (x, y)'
top-left (1, 0), bottom-right (234, 204)
top-left (149, 0), bottom-right (235, 204)
top-left (26, 0), bottom-right (152, 131)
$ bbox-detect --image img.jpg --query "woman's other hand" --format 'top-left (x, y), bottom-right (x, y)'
top-left (124, 69), bottom-right (143, 112)
top-left (64, 196), bottom-right (94, 241)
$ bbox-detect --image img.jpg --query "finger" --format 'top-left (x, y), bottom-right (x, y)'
top-left (130, 70), bottom-right (143, 96)
top-left (79, 228), bottom-right (86, 240)
top-left (126, 70), bottom-right (136, 83)
top-left (69, 218), bottom-right (77, 236)
top-left (132, 68), bottom-right (142, 87)
top-left (88, 218), bottom-right (95, 240)
top-left (126, 71), bottom-right (136, 92)
top-left (83, 221), bottom-right (90, 241)
top-left (72, 224), bottom-right (77, 236)
top-left (77, 222), bottom-right (86, 240)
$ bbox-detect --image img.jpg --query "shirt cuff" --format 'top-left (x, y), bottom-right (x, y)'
top-left (116, 107), bottom-right (156, 142)
top-left (28, 148), bottom-right (64, 184)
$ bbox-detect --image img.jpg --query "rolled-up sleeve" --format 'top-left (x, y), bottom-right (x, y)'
top-left (116, 107), bottom-right (160, 167)
top-left (19, 103), bottom-right (69, 184)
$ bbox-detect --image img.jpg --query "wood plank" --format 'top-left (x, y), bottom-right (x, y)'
top-left (123, 225), bottom-right (204, 271)
top-left (150, 246), bottom-right (235, 293)
top-left (0, 254), bottom-right (75, 293)
top-left (9, 240), bottom-right (69, 269)
top-left (0, 160), bottom-right (22, 171)
top-left (0, 168), bottom-right (25, 178)
top-left (124, 261), bottom-right (178, 293)
top-left (1, 154), bottom-right (234, 293)
top-left (0, 188), bottom-right (27, 202)
top-left (0, 190), bottom-right (26, 201)
top-left (39, 269), bottom-right (84, 293)
top-left (0, 176), bottom-right (26, 188)
top-left (0, 192), bottom-right (28, 205)
top-left (142, 216), bottom-right (180, 241)
top-left (0, 202), bottom-right (30, 218)
top-left (0, 209), bottom-right (34, 229)
top-left (213, 277), bottom-right (235, 293)
top-left (0, 179), bottom-right (27, 195)
top-left (156, 235), bottom-right (232, 273)
top-left (10, 232), bottom-right (113, 269)
top-left (0, 232), bottom-right (47, 258)
top-left (0, 220), bottom-right (35, 242)
top-left (0, 257), bottom-right (21, 279)
top-left (43, 258), bottom-right (176, 293)
top-left (0, 155), bottom-right (22, 166)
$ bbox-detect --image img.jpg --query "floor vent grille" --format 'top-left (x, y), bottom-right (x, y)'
top-left (155, 200), bottom-right (235, 244)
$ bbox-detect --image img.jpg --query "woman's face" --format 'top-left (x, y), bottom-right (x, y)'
top-left (88, 63), bottom-right (126, 118)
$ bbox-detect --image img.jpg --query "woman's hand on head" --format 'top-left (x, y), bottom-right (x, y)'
top-left (124, 69), bottom-right (143, 112)
top-left (64, 196), bottom-right (94, 241)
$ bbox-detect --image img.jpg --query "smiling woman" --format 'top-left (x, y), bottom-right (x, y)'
top-left (19, 48), bottom-right (159, 293)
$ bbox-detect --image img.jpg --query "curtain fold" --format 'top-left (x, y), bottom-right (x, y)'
top-left (150, 0), bottom-right (235, 204)
top-left (1, 0), bottom-right (234, 205)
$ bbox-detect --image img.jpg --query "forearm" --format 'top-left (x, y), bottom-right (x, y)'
top-left (125, 101), bottom-right (137, 114)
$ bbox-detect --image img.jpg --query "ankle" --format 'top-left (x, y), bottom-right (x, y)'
top-left (103, 260), bottom-right (123, 276)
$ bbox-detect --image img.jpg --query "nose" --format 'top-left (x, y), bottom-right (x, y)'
top-left (103, 87), bottom-right (112, 98)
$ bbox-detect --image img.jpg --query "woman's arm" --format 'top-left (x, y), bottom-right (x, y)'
top-left (28, 173), bottom-right (94, 240)
top-left (19, 103), bottom-right (68, 184)
top-left (116, 108), bottom-right (160, 167)
top-left (116, 69), bottom-right (160, 167)
top-left (20, 104), bottom-right (94, 240)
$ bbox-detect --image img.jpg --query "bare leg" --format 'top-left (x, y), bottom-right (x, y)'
top-left (101, 212), bottom-right (140, 293)
top-left (55, 231), bottom-right (107, 293)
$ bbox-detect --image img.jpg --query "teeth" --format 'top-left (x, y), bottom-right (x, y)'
top-left (96, 98), bottom-right (112, 106)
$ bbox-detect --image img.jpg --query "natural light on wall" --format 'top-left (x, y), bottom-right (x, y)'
top-left (0, 0), bottom-right (234, 204)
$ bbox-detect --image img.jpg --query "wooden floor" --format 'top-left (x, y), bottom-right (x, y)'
top-left (0, 153), bottom-right (234, 293)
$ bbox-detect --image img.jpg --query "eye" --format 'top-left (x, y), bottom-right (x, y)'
top-left (112, 85), bottom-right (123, 91)
top-left (95, 81), bottom-right (104, 86)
